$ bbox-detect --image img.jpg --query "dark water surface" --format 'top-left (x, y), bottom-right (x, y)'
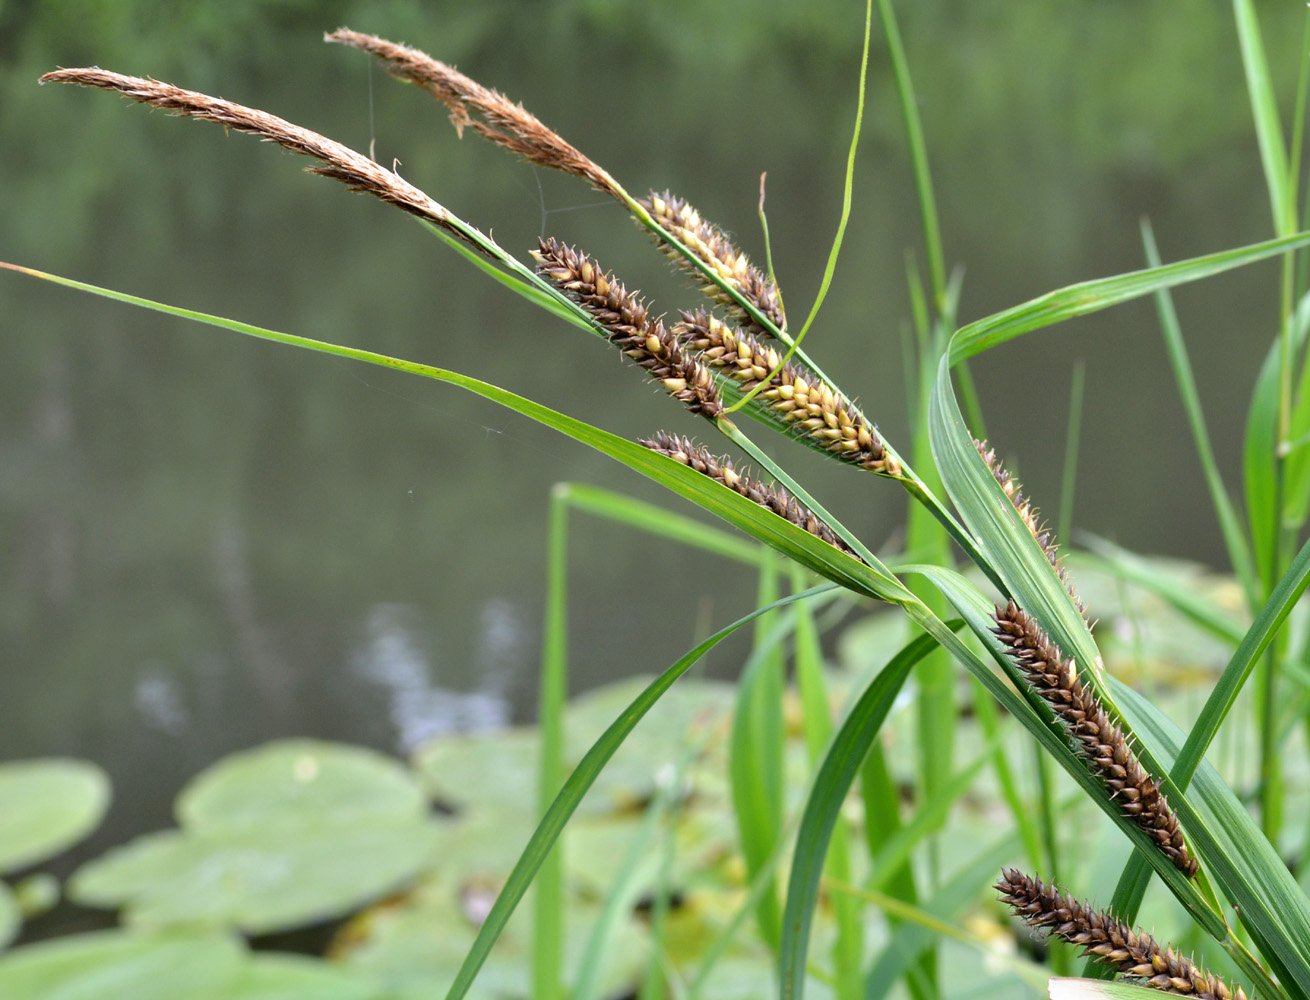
top-left (2, 2), bottom-right (1302, 850)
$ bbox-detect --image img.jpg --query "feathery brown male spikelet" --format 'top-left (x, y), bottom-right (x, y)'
top-left (640, 432), bottom-right (861, 559)
top-left (326, 29), bottom-right (622, 201)
top-left (676, 309), bottom-right (898, 476)
top-left (996, 868), bottom-right (1245, 1000)
top-left (641, 191), bottom-right (786, 339)
top-left (533, 239), bottom-right (723, 419)
top-left (974, 438), bottom-right (1086, 618)
top-left (38, 68), bottom-right (488, 251)
top-left (992, 602), bottom-right (1197, 877)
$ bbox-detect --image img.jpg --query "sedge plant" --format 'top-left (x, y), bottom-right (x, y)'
top-left (8, 3), bottom-right (1310, 1000)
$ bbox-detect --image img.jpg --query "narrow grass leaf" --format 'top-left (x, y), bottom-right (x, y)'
top-left (1232, 0), bottom-right (1293, 235)
top-left (1141, 220), bottom-right (1256, 601)
top-left (420, 221), bottom-right (593, 333)
top-left (555, 483), bottom-right (767, 568)
top-left (948, 230), bottom-right (1310, 364)
top-left (779, 627), bottom-right (954, 1000)
top-left (929, 354), bottom-right (1096, 676)
top-left (534, 493), bottom-right (570, 1000)
top-left (442, 584), bottom-right (839, 1000)
top-left (0, 264), bottom-right (900, 604)
top-left (876, 0), bottom-right (946, 302)
top-left (862, 827), bottom-right (1028, 1000)
top-left (731, 564), bottom-right (787, 950)
top-left (1103, 535), bottom-right (1310, 954)
top-left (1113, 681), bottom-right (1307, 1000)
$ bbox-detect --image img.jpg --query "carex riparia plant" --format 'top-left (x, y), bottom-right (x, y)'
top-left (11, 4), bottom-right (1310, 1000)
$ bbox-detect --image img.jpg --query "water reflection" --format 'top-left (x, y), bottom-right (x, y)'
top-left (354, 602), bottom-right (512, 750)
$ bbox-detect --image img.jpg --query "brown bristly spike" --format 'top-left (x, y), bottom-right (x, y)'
top-left (676, 309), bottom-right (898, 476)
top-left (973, 437), bottom-right (1086, 619)
top-left (640, 190), bottom-right (786, 338)
top-left (640, 432), bottom-right (862, 560)
top-left (533, 239), bottom-right (723, 419)
top-left (38, 68), bottom-right (489, 253)
top-left (992, 602), bottom-right (1197, 877)
top-left (996, 869), bottom-right (1244, 999)
top-left (325, 29), bottom-right (622, 201)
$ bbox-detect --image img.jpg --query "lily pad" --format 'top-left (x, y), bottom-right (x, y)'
top-left (0, 759), bottom-right (110, 873)
top-left (0, 882), bottom-right (18, 951)
top-left (220, 954), bottom-right (381, 1000)
top-left (178, 740), bottom-right (425, 834)
top-left (71, 821), bottom-right (443, 935)
top-left (0, 929), bottom-right (244, 1000)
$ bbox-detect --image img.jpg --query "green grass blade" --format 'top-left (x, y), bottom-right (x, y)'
top-left (1113, 682), bottom-right (1303, 1000)
top-left (555, 482), bottom-right (767, 568)
top-left (534, 491), bottom-right (571, 1000)
top-left (1232, 0), bottom-right (1293, 235)
top-left (789, 564), bottom-right (862, 1000)
top-left (875, 0), bottom-right (945, 304)
top-left (570, 743), bottom-right (692, 1000)
top-left (861, 825), bottom-right (1031, 1000)
top-left (724, 0), bottom-right (872, 415)
top-left (779, 627), bottom-right (953, 1000)
top-left (929, 354), bottom-right (1095, 676)
top-left (948, 230), bottom-right (1310, 364)
top-left (441, 583), bottom-right (839, 1000)
top-left (0, 263), bottom-right (907, 605)
top-left (1074, 538), bottom-right (1310, 691)
top-left (970, 677), bottom-right (1042, 867)
top-left (1056, 359), bottom-right (1085, 547)
top-left (731, 560), bottom-right (787, 951)
top-left (1159, 533), bottom-right (1310, 790)
top-left (1245, 322), bottom-right (1288, 590)
top-left (1142, 220), bottom-right (1257, 602)
top-left (420, 220), bottom-right (593, 333)
top-left (1102, 535), bottom-right (1310, 951)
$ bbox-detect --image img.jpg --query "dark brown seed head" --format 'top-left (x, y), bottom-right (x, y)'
top-left (675, 309), bottom-right (898, 476)
top-left (640, 191), bottom-right (786, 338)
top-left (992, 603), bottom-right (1197, 877)
top-left (533, 239), bottom-right (723, 419)
top-left (996, 869), bottom-right (1243, 999)
top-left (640, 431), bottom-right (862, 560)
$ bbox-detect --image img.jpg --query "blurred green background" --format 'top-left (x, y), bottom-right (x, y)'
top-left (0, 0), bottom-right (1301, 855)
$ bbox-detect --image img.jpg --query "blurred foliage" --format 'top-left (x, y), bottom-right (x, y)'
top-left (0, 561), bottom-right (1254, 998)
top-left (4, 5), bottom-right (1309, 994)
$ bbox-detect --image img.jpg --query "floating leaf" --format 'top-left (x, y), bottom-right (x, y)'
top-left (178, 740), bottom-right (425, 834)
top-left (0, 929), bottom-right (243, 1000)
top-left (71, 740), bottom-right (441, 934)
top-left (220, 954), bottom-right (381, 1000)
top-left (0, 883), bottom-right (17, 952)
top-left (71, 822), bottom-right (442, 935)
top-left (0, 759), bottom-right (110, 873)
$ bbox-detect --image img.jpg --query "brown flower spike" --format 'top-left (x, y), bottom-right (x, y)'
top-left (327, 29), bottom-right (623, 200)
top-left (640, 432), bottom-right (861, 560)
top-left (533, 239), bottom-right (723, 419)
top-left (992, 602), bottom-right (1197, 877)
top-left (38, 68), bottom-right (487, 251)
top-left (996, 868), bottom-right (1245, 1000)
top-left (676, 309), bottom-right (897, 476)
top-left (641, 190), bottom-right (786, 338)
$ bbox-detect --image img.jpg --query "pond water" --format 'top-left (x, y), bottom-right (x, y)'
top-left (1, 1), bottom-right (1302, 856)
